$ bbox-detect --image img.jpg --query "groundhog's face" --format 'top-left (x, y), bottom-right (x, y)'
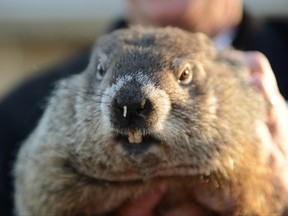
top-left (71, 27), bottom-right (249, 182)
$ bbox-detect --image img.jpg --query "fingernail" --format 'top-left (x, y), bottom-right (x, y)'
top-left (251, 75), bottom-right (262, 91)
top-left (244, 52), bottom-right (258, 68)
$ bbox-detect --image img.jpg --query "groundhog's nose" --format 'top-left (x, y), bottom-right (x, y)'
top-left (111, 85), bottom-right (154, 131)
top-left (113, 95), bottom-right (153, 121)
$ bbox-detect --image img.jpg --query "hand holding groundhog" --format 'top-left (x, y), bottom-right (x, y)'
top-left (14, 26), bottom-right (287, 216)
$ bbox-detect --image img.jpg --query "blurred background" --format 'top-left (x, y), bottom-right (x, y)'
top-left (0, 0), bottom-right (287, 99)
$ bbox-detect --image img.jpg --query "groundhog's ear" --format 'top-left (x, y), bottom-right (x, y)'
top-left (192, 32), bottom-right (217, 60)
top-left (85, 47), bottom-right (107, 73)
top-left (85, 32), bottom-right (123, 73)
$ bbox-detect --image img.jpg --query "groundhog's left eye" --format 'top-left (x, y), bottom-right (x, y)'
top-left (96, 63), bottom-right (105, 80)
top-left (178, 64), bottom-right (193, 85)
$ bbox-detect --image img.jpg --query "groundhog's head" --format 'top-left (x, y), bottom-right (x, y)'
top-left (70, 26), bottom-right (262, 182)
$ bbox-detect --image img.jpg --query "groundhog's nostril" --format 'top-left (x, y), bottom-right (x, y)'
top-left (136, 99), bottom-right (152, 116)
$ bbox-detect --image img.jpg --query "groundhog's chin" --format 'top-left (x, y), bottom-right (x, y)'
top-left (71, 131), bottom-right (217, 182)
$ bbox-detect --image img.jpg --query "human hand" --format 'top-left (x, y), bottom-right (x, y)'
top-left (249, 52), bottom-right (288, 216)
top-left (243, 52), bottom-right (288, 192)
top-left (115, 187), bottom-right (209, 216)
top-left (222, 50), bottom-right (288, 214)
top-left (115, 188), bottom-right (163, 216)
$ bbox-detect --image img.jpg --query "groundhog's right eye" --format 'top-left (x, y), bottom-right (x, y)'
top-left (178, 64), bottom-right (193, 85)
top-left (96, 63), bottom-right (105, 80)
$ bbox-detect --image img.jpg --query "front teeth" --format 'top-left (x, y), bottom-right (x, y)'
top-left (128, 130), bottom-right (143, 144)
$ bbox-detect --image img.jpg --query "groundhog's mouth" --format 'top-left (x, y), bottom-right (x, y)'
top-left (116, 133), bottom-right (161, 154)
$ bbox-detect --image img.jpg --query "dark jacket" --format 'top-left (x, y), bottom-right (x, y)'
top-left (1, 13), bottom-right (287, 215)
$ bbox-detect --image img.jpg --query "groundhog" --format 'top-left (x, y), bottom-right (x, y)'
top-left (13, 26), bottom-right (286, 216)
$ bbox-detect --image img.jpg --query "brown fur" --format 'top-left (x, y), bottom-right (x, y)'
top-left (14, 26), bottom-right (286, 215)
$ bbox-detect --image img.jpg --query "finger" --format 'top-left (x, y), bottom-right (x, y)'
top-left (218, 50), bottom-right (265, 91)
top-left (217, 50), bottom-right (288, 200)
top-left (256, 120), bottom-right (274, 161)
top-left (256, 121), bottom-right (288, 192)
top-left (243, 52), bottom-right (281, 105)
top-left (245, 52), bottom-right (288, 152)
top-left (163, 204), bottom-right (209, 216)
top-left (117, 188), bottom-right (165, 216)
top-left (243, 52), bottom-right (278, 120)
top-left (220, 50), bottom-right (279, 97)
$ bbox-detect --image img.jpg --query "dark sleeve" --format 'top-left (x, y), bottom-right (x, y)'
top-left (0, 48), bottom-right (90, 215)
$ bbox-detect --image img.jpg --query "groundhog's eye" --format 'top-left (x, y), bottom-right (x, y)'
top-left (96, 63), bottom-right (105, 80)
top-left (178, 64), bottom-right (193, 85)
